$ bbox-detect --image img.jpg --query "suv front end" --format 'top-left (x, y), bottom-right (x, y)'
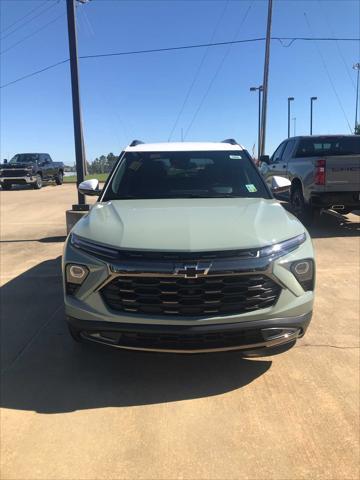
top-left (62, 141), bottom-right (315, 356)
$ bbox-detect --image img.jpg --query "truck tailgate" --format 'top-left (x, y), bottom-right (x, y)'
top-left (325, 155), bottom-right (360, 191)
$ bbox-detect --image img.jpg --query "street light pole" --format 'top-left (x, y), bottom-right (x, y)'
top-left (287, 97), bottom-right (294, 138)
top-left (353, 63), bottom-right (360, 132)
top-left (250, 85), bottom-right (263, 160)
top-left (66, 0), bottom-right (87, 209)
top-left (259, 0), bottom-right (273, 156)
top-left (310, 96), bottom-right (317, 135)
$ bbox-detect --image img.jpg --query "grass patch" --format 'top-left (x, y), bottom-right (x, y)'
top-left (63, 173), bottom-right (109, 183)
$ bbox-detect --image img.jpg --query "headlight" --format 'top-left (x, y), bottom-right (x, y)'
top-left (259, 233), bottom-right (306, 258)
top-left (71, 233), bottom-right (119, 259)
top-left (65, 263), bottom-right (89, 295)
top-left (290, 259), bottom-right (315, 291)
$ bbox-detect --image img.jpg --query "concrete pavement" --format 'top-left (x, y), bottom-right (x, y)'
top-left (0, 184), bottom-right (359, 480)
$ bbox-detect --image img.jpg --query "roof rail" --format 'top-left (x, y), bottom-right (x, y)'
top-left (129, 139), bottom-right (145, 147)
top-left (221, 138), bottom-right (238, 145)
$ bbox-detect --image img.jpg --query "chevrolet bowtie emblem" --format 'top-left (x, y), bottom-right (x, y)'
top-left (174, 263), bottom-right (211, 279)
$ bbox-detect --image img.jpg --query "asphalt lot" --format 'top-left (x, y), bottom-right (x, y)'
top-left (1, 183), bottom-right (359, 480)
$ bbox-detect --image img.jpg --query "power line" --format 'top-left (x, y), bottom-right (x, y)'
top-left (0, 0), bottom-right (48, 34)
top-left (79, 37), bottom-right (359, 61)
top-left (1, 36), bottom-right (359, 89)
top-left (1, 0), bottom-right (62, 41)
top-left (167, 0), bottom-right (230, 141)
top-left (184, 3), bottom-right (253, 139)
top-left (0, 59), bottom-right (69, 89)
top-left (316, 0), bottom-right (356, 90)
top-left (0, 13), bottom-right (66, 56)
top-left (303, 12), bottom-right (353, 133)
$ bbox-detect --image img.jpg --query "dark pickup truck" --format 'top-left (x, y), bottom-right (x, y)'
top-left (0, 153), bottom-right (64, 190)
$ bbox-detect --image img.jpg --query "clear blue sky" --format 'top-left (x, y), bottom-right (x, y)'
top-left (1, 0), bottom-right (359, 165)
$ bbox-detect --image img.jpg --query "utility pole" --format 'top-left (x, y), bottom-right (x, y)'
top-left (353, 63), bottom-right (360, 133)
top-left (259, 0), bottom-right (273, 156)
top-left (66, 0), bottom-right (88, 209)
top-left (310, 96), bottom-right (317, 135)
top-left (250, 85), bottom-right (263, 160)
top-left (287, 97), bottom-right (294, 138)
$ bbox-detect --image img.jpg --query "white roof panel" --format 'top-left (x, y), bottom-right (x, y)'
top-left (125, 142), bottom-right (245, 152)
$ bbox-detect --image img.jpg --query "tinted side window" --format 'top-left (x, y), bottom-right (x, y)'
top-left (283, 140), bottom-right (295, 160)
top-left (271, 142), bottom-right (286, 163)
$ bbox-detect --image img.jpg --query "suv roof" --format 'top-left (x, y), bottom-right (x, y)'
top-left (125, 140), bottom-right (245, 152)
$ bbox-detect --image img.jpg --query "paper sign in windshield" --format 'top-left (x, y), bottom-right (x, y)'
top-left (246, 184), bottom-right (257, 193)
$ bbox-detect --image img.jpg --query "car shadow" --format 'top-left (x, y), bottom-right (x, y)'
top-left (308, 211), bottom-right (359, 238)
top-left (0, 236), bottom-right (67, 244)
top-left (0, 257), bottom-right (271, 414)
top-left (281, 203), bottom-right (359, 238)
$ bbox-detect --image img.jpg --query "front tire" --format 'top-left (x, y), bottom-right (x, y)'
top-left (55, 171), bottom-right (63, 185)
top-left (33, 174), bottom-right (43, 189)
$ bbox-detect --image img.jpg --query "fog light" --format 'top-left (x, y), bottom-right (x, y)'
top-left (294, 261), bottom-right (310, 275)
top-left (66, 264), bottom-right (89, 285)
top-left (290, 259), bottom-right (314, 291)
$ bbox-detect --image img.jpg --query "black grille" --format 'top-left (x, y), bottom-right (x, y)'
top-left (101, 274), bottom-right (281, 316)
top-left (2, 169), bottom-right (27, 177)
top-left (113, 249), bottom-right (259, 261)
top-left (89, 328), bottom-right (265, 350)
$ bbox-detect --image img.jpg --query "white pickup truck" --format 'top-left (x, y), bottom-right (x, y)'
top-left (260, 135), bottom-right (360, 223)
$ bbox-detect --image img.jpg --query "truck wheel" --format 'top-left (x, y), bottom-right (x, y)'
top-left (33, 174), bottom-right (43, 189)
top-left (68, 324), bottom-right (83, 343)
top-left (290, 185), bottom-right (318, 225)
top-left (1, 183), bottom-right (12, 190)
top-left (55, 171), bottom-right (63, 185)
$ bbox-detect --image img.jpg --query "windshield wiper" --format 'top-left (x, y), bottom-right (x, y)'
top-left (112, 193), bottom-right (247, 199)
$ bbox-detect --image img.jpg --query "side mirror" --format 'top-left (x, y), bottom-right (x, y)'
top-left (271, 176), bottom-right (291, 194)
top-left (3, 159), bottom-right (7, 164)
top-left (78, 178), bottom-right (100, 196)
top-left (260, 155), bottom-right (270, 164)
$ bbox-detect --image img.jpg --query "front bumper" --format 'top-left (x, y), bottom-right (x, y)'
top-left (63, 234), bottom-right (315, 354)
top-left (67, 312), bottom-right (312, 354)
top-left (0, 176), bottom-right (35, 184)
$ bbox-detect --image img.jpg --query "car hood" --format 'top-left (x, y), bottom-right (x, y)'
top-left (73, 198), bottom-right (305, 251)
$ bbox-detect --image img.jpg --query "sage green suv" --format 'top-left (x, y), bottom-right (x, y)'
top-left (62, 140), bottom-right (315, 356)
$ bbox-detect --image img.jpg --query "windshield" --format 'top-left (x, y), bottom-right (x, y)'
top-left (9, 154), bottom-right (39, 164)
top-left (103, 150), bottom-right (271, 200)
top-left (295, 137), bottom-right (360, 157)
